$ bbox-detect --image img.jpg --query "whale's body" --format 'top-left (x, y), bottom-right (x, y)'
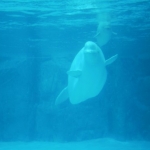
top-left (95, 21), bottom-right (117, 47)
top-left (55, 41), bottom-right (117, 105)
top-left (95, 21), bottom-right (111, 47)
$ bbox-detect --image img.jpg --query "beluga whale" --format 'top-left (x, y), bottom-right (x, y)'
top-left (55, 41), bottom-right (118, 105)
top-left (94, 13), bottom-right (117, 47)
top-left (95, 21), bottom-right (117, 47)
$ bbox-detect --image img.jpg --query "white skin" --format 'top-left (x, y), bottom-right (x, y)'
top-left (68, 41), bottom-right (107, 104)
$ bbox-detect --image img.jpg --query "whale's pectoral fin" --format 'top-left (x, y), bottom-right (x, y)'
top-left (105, 54), bottom-right (118, 66)
top-left (67, 70), bottom-right (82, 78)
top-left (55, 87), bottom-right (68, 105)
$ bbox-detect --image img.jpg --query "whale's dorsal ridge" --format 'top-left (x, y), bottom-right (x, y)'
top-left (105, 54), bottom-right (118, 66)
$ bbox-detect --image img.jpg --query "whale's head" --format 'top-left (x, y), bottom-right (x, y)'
top-left (83, 41), bottom-right (100, 64)
top-left (95, 21), bottom-right (112, 47)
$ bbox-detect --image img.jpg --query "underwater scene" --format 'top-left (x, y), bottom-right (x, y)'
top-left (0, 0), bottom-right (150, 149)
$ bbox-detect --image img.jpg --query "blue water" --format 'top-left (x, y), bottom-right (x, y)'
top-left (0, 0), bottom-right (150, 149)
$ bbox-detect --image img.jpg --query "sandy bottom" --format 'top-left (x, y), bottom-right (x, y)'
top-left (0, 138), bottom-right (150, 150)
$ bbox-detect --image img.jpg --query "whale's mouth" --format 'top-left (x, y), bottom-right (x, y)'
top-left (84, 49), bottom-right (99, 54)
